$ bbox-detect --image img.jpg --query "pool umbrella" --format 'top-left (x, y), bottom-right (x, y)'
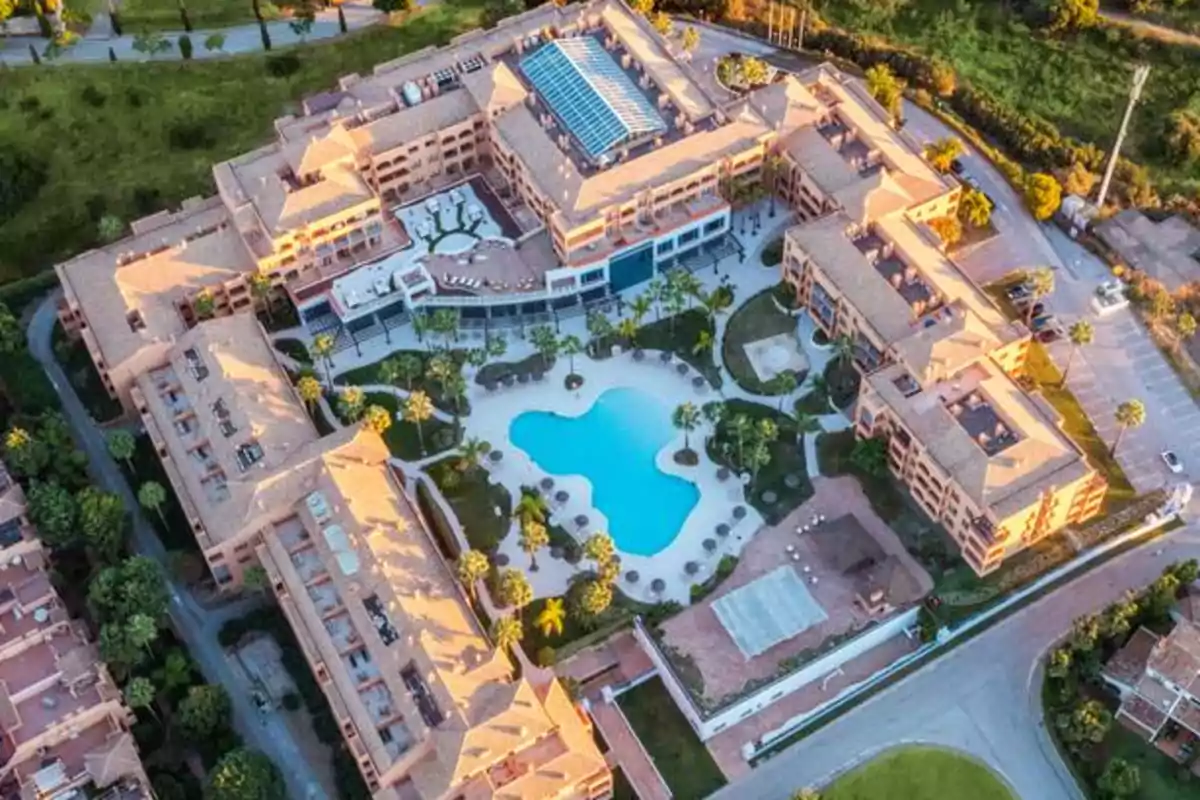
top-left (703, 538), bottom-right (717, 553)
top-left (550, 546), bottom-right (563, 559)
top-left (555, 490), bottom-right (569, 504)
top-left (685, 561), bottom-right (699, 576)
top-left (495, 553), bottom-right (510, 567)
top-left (574, 514), bottom-right (589, 528)
top-left (488, 450), bottom-right (503, 463)
top-left (626, 570), bottom-right (639, 583)
top-left (651, 578), bottom-right (666, 594)
top-left (733, 505), bottom-right (747, 520)
top-left (716, 523), bottom-right (731, 538)
top-left (693, 376), bottom-right (705, 389)
top-left (540, 477), bottom-right (555, 492)
top-left (633, 349), bottom-right (645, 361)
top-left (660, 351), bottom-right (673, 363)
top-left (716, 467), bottom-right (731, 482)
top-left (676, 363), bottom-right (688, 375)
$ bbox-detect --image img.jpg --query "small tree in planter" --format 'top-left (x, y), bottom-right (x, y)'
top-left (672, 402), bottom-right (701, 465)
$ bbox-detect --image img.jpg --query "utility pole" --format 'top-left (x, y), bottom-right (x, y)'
top-left (1095, 64), bottom-right (1150, 211)
top-left (797, 2), bottom-right (806, 50)
top-left (766, 0), bottom-right (774, 45)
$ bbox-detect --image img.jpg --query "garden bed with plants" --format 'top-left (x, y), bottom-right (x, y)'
top-left (707, 399), bottom-right (813, 524)
top-left (51, 321), bottom-right (123, 423)
top-left (631, 308), bottom-right (723, 389)
top-left (426, 456), bottom-right (511, 554)
top-left (335, 348), bottom-right (471, 416)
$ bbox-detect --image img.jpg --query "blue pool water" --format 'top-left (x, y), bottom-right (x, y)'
top-left (509, 388), bottom-right (700, 556)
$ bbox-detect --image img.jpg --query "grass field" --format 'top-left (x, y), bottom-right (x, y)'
top-left (823, 746), bottom-right (1014, 800)
top-left (0, 0), bottom-right (486, 283)
top-left (722, 288), bottom-right (802, 394)
top-left (117, 0), bottom-right (280, 32)
top-left (616, 678), bottom-right (726, 799)
top-left (819, 0), bottom-right (1200, 194)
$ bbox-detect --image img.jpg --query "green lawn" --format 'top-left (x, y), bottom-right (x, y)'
top-left (1093, 724), bottom-right (1200, 800)
top-left (616, 678), bottom-right (726, 799)
top-left (426, 456), bottom-right (511, 552)
top-left (633, 308), bottom-right (723, 388)
top-left (818, 0), bottom-right (1199, 193)
top-left (117, 0), bottom-right (278, 32)
top-left (337, 348), bottom-right (471, 416)
top-left (360, 391), bottom-right (460, 461)
top-left (722, 288), bottom-right (802, 395)
top-left (823, 747), bottom-right (1014, 800)
top-left (0, 0), bottom-right (487, 282)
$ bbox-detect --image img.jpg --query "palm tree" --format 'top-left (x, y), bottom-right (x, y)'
top-left (431, 308), bottom-right (460, 347)
top-left (832, 334), bottom-right (855, 367)
top-left (403, 391), bottom-right (435, 455)
top-left (362, 404), bottom-right (392, 435)
top-left (498, 568), bottom-right (533, 610)
top-left (396, 353), bottom-right (423, 390)
top-left (586, 310), bottom-right (614, 354)
top-left (444, 372), bottom-right (467, 434)
top-left (412, 312), bottom-right (430, 349)
top-left (958, 188), bottom-right (993, 228)
top-left (583, 532), bottom-right (615, 566)
top-left (764, 151), bottom-right (785, 217)
top-left (922, 136), bottom-right (963, 173)
top-left (296, 375), bottom-right (322, 410)
top-left (747, 439), bottom-right (772, 483)
top-left (1061, 319), bottom-right (1094, 386)
top-left (106, 429), bottom-right (136, 471)
top-left (457, 436), bottom-right (491, 473)
top-left (530, 325), bottom-right (560, 368)
top-left (729, 414), bottom-right (753, 466)
top-left (1025, 267), bottom-right (1055, 328)
top-left (138, 481), bottom-right (168, 528)
top-left (378, 357), bottom-right (401, 389)
top-left (673, 402), bottom-right (701, 453)
top-left (124, 676), bottom-right (159, 721)
top-left (248, 273), bottom-right (273, 322)
top-left (491, 615), bottom-right (523, 654)
top-left (456, 549), bottom-right (489, 599)
top-left (311, 333), bottom-right (334, 386)
top-left (681, 24), bottom-right (700, 56)
top-left (693, 329), bottom-right (714, 357)
top-left (1177, 311), bottom-right (1197, 353)
top-left (617, 317), bottom-right (638, 346)
top-left (337, 386), bottom-right (365, 422)
top-left (519, 520), bottom-right (550, 571)
top-left (560, 334), bottom-right (583, 377)
top-left (535, 597), bottom-right (566, 638)
top-left (772, 372), bottom-right (798, 409)
top-left (1112, 399), bottom-right (1146, 457)
top-left (578, 579), bottom-right (613, 618)
top-left (192, 289), bottom-right (215, 319)
top-left (426, 354), bottom-right (454, 395)
top-left (631, 294), bottom-right (653, 324)
top-left (514, 490), bottom-right (549, 527)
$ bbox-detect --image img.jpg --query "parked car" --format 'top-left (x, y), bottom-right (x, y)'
top-left (1020, 302), bottom-right (1046, 318)
top-left (950, 158), bottom-right (965, 175)
top-left (1006, 283), bottom-right (1032, 302)
top-left (1035, 326), bottom-right (1064, 344)
top-left (964, 175), bottom-right (982, 191)
top-left (1031, 314), bottom-right (1059, 332)
top-left (1162, 450), bottom-right (1184, 474)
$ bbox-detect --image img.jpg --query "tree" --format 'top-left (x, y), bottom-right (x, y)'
top-left (583, 532), bottom-right (615, 566)
top-left (78, 486), bottom-right (127, 561)
top-left (337, 5), bottom-right (347, 33)
top-left (1112, 399), bottom-right (1146, 456)
top-left (865, 63), bottom-right (903, 120)
top-left (1167, 109), bottom-right (1200, 164)
top-left (497, 568), bottom-right (533, 610)
top-left (362, 404), bottom-right (392, 435)
top-left (178, 33), bottom-right (193, 59)
top-left (204, 32), bottom-right (226, 52)
top-left (248, 273), bottom-right (273, 321)
top-left (4, 427), bottom-right (48, 478)
top-left (578, 579), bottom-right (613, 618)
top-left (1176, 311), bottom-right (1197, 353)
top-left (693, 329), bottom-right (714, 357)
top-left (288, 13), bottom-right (313, 40)
top-left (930, 61), bottom-right (956, 98)
top-left (519, 520), bottom-right (550, 572)
top-left (1056, 699), bottom-right (1112, 747)
top-left (1062, 319), bottom-right (1093, 385)
top-left (205, 748), bottom-right (286, 800)
top-left (456, 550), bottom-right (489, 598)
top-left (741, 56), bottom-right (769, 87)
top-left (958, 189), bottom-right (992, 228)
top-left (337, 386), bottom-right (365, 422)
top-left (728, 414), bottom-right (753, 467)
top-left (98, 214), bottom-right (125, 243)
top-left (1047, 647), bottom-right (1073, 679)
top-left (88, 556), bottom-right (167, 626)
top-left (312, 333), bottom-right (334, 386)
top-left (617, 317), bottom-right (638, 345)
top-left (673, 402), bottom-right (701, 453)
top-left (106, 429), bottom-right (136, 471)
top-left (723, 0), bottom-right (745, 21)
top-left (403, 391), bottom-right (435, 455)
top-left (27, 481), bottom-right (79, 548)
top-left (560, 334), bottom-right (583, 377)
top-left (457, 436), bottom-right (490, 473)
top-left (100, 623), bottom-right (144, 673)
top-left (923, 137), bottom-right (962, 173)
top-left (771, 372), bottom-right (798, 409)
top-left (395, 353), bottom-right (423, 390)
top-left (1025, 267), bottom-right (1055, 327)
top-left (431, 308), bottom-right (459, 347)
top-left (529, 325), bottom-right (559, 368)
top-left (491, 615), bottom-right (523, 654)
top-left (153, 648), bottom-right (194, 696)
top-left (832, 333), bottom-right (855, 367)
top-left (586, 310), bottom-right (613, 353)
top-left (296, 375), bottom-right (322, 409)
top-left (651, 9), bottom-right (672, 35)
top-left (138, 481), bottom-right (168, 528)
top-left (514, 490), bottom-right (549, 527)
top-left (630, 0), bottom-right (653, 16)
top-left (0, 304), bottom-right (22, 355)
top-left (681, 25), bottom-right (699, 54)
top-left (1023, 172), bottom-right (1062, 221)
top-left (1059, 162), bottom-right (1097, 197)
top-left (1046, 0), bottom-right (1098, 32)
top-left (535, 597), bottom-right (566, 638)
top-left (241, 565), bottom-right (269, 593)
top-left (124, 676), bottom-right (158, 720)
top-left (125, 612), bottom-right (159, 655)
top-left (258, 17), bottom-right (271, 50)
top-left (1097, 758), bottom-right (1139, 798)
top-left (928, 215), bottom-right (962, 246)
top-left (179, 683), bottom-right (232, 739)
top-left (850, 437), bottom-right (888, 477)
top-left (132, 31), bottom-right (172, 55)
top-left (374, 0), bottom-right (414, 10)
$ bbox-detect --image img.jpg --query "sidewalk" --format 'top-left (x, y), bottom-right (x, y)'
top-left (0, 0), bottom-right (382, 65)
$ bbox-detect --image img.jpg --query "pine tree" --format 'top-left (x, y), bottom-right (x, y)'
top-left (259, 18), bottom-right (271, 50)
top-left (337, 5), bottom-right (347, 32)
top-left (108, 46), bottom-right (117, 61)
top-left (178, 0), bottom-right (192, 31)
top-left (109, 9), bottom-right (123, 34)
top-left (29, 44), bottom-right (40, 65)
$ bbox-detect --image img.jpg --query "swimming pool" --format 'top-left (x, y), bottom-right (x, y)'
top-left (509, 388), bottom-right (700, 556)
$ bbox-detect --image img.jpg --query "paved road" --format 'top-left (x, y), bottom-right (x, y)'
top-left (712, 520), bottom-right (1200, 800)
top-left (27, 292), bottom-right (330, 800)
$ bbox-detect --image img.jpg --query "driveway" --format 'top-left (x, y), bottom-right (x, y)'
top-left (27, 292), bottom-right (330, 800)
top-left (711, 520), bottom-right (1200, 800)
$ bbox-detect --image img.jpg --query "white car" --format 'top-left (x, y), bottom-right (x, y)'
top-left (1162, 450), bottom-right (1184, 474)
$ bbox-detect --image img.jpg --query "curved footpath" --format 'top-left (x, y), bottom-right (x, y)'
top-left (0, 0), bottom-right (381, 65)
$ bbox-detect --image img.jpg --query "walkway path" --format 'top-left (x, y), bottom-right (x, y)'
top-left (27, 291), bottom-right (331, 800)
top-left (1100, 9), bottom-right (1200, 48)
top-left (0, 0), bottom-right (381, 65)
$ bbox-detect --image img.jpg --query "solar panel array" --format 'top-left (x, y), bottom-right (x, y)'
top-left (520, 37), bottom-right (667, 160)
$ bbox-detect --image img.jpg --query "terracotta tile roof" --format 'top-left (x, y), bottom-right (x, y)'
top-left (1149, 620), bottom-right (1200, 687)
top-left (1118, 693), bottom-right (1168, 738)
top-left (1104, 628), bottom-right (1161, 688)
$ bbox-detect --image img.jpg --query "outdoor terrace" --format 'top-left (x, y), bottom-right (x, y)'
top-left (853, 230), bottom-right (940, 317)
top-left (817, 119), bottom-right (883, 177)
top-left (945, 388), bottom-right (1021, 457)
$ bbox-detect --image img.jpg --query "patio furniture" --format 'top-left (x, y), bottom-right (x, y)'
top-left (495, 553), bottom-right (510, 567)
top-left (716, 467), bottom-right (731, 482)
top-left (792, 554), bottom-right (801, 562)
top-left (660, 351), bottom-right (672, 364)
top-left (785, 545), bottom-right (795, 554)
top-left (802, 565), bottom-right (811, 574)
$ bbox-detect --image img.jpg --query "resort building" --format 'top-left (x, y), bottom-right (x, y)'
top-left (0, 461), bottom-right (152, 800)
top-left (773, 73), bottom-right (1104, 575)
top-left (1102, 618), bottom-right (1200, 765)
top-left (129, 312), bottom-right (610, 798)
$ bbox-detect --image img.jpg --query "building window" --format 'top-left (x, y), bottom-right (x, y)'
top-left (703, 218), bottom-right (725, 235)
top-left (679, 228), bottom-right (699, 245)
top-left (657, 240), bottom-right (674, 255)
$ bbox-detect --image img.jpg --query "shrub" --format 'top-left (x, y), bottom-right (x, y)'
top-left (760, 236), bottom-right (784, 266)
top-left (167, 120), bottom-right (216, 151)
top-left (178, 34), bottom-right (193, 60)
top-left (1166, 109), bottom-right (1200, 165)
top-left (80, 85), bottom-right (106, 108)
top-left (281, 691), bottom-right (301, 711)
top-left (0, 149), bottom-right (47, 224)
top-left (266, 52), bottom-right (301, 78)
top-left (536, 646), bottom-right (556, 667)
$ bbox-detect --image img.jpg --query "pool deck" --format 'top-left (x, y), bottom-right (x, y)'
top-left (469, 350), bottom-right (765, 607)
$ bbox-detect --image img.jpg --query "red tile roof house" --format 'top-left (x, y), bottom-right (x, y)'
top-left (1102, 617), bottom-right (1200, 767)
